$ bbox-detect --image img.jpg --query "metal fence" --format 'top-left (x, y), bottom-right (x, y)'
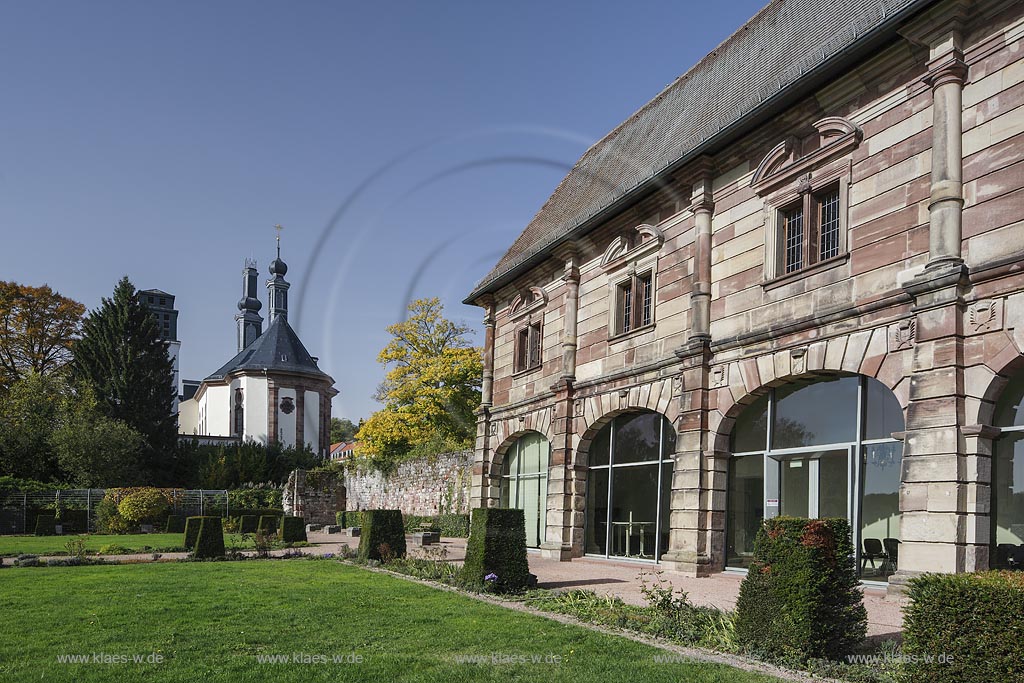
top-left (0, 489), bottom-right (230, 535)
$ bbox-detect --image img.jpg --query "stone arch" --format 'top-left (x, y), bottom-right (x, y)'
top-left (491, 428), bottom-right (551, 471)
top-left (572, 377), bottom-right (678, 466)
top-left (707, 331), bottom-right (908, 455)
top-left (967, 331), bottom-right (1024, 426)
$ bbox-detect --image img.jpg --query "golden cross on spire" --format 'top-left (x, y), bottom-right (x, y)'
top-left (273, 224), bottom-right (284, 258)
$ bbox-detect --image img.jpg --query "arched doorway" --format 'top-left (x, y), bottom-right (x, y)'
top-left (584, 411), bottom-right (675, 561)
top-left (499, 432), bottom-right (549, 548)
top-left (992, 371), bottom-right (1024, 569)
top-left (726, 375), bottom-right (904, 581)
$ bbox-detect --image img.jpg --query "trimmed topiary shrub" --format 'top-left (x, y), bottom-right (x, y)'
top-left (34, 514), bottom-right (56, 536)
top-left (734, 516), bottom-right (866, 662)
top-left (280, 516), bottom-right (307, 543)
top-left (358, 509), bottom-right (406, 561)
top-left (900, 570), bottom-right (1024, 682)
top-left (183, 516), bottom-right (204, 551)
top-left (193, 517), bottom-right (225, 559)
top-left (165, 514), bottom-right (185, 533)
top-left (461, 508), bottom-right (530, 592)
top-left (257, 515), bottom-right (280, 535)
top-left (240, 515), bottom-right (258, 533)
top-left (117, 488), bottom-right (171, 526)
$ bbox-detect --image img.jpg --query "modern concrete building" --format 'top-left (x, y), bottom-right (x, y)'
top-left (140, 288), bottom-right (181, 413)
top-left (465, 0), bottom-right (1024, 590)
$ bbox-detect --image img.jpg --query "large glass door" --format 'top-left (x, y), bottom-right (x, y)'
top-left (500, 432), bottom-right (549, 548)
top-left (769, 449), bottom-right (850, 520)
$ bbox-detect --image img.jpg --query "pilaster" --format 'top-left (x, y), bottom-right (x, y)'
top-left (540, 380), bottom-right (579, 561)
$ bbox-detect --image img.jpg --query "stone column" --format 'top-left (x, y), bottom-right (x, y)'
top-left (479, 295), bottom-right (496, 408)
top-left (689, 162), bottom-right (715, 345)
top-left (540, 385), bottom-right (578, 561)
top-left (559, 250), bottom-right (581, 381)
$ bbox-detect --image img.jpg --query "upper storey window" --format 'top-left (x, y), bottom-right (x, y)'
top-left (602, 223), bottom-right (664, 338)
top-left (509, 286), bottom-right (547, 374)
top-left (751, 117), bottom-right (861, 282)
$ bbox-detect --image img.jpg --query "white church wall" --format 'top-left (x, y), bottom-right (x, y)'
top-left (304, 390), bottom-right (319, 453)
top-left (242, 376), bottom-right (268, 444)
top-left (278, 387), bottom-right (297, 447)
top-left (203, 385), bottom-right (231, 437)
top-left (178, 397), bottom-right (198, 435)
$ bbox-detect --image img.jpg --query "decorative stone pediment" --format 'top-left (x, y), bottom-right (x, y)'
top-left (509, 286), bottom-right (548, 320)
top-left (601, 223), bottom-right (664, 270)
top-left (751, 117), bottom-right (862, 195)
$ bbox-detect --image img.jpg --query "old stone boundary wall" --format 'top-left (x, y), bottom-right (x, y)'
top-left (343, 450), bottom-right (473, 516)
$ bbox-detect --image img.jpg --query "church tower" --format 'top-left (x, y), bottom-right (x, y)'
top-left (235, 259), bottom-right (263, 351)
top-left (267, 227), bottom-right (290, 322)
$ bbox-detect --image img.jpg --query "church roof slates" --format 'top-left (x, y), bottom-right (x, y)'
top-left (464, 0), bottom-right (932, 303)
top-left (204, 317), bottom-right (332, 382)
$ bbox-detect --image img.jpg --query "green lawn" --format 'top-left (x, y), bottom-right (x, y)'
top-left (0, 560), bottom-right (782, 682)
top-left (0, 532), bottom-right (255, 556)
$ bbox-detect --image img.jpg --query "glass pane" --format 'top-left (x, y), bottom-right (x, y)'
top-left (727, 455), bottom-right (764, 568)
top-left (499, 478), bottom-right (511, 508)
top-left (783, 205), bottom-right (804, 273)
top-left (995, 373), bottom-right (1024, 428)
top-left (662, 419), bottom-right (677, 457)
top-left (658, 462), bottom-right (672, 560)
top-left (818, 450), bottom-right (848, 519)
top-left (613, 412), bottom-right (662, 464)
top-left (864, 378), bottom-right (905, 440)
top-left (773, 376), bottom-right (858, 448)
top-left (732, 393), bottom-right (769, 453)
top-left (610, 463), bottom-right (659, 559)
top-left (522, 476), bottom-right (541, 548)
top-left (585, 467), bottom-right (609, 555)
top-left (504, 441), bottom-right (519, 477)
top-left (818, 188), bottom-right (841, 261)
top-left (520, 432), bottom-right (547, 475)
top-left (861, 442), bottom-right (902, 580)
top-left (993, 433), bottom-right (1024, 570)
top-left (589, 423), bottom-right (611, 467)
top-left (780, 457), bottom-right (810, 518)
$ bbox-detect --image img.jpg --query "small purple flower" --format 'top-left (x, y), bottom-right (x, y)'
top-left (323, 553), bottom-right (335, 559)
top-left (484, 573), bottom-right (498, 582)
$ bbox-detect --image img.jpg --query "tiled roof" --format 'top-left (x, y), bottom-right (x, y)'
top-left (204, 317), bottom-right (332, 382)
top-left (465, 0), bottom-right (932, 302)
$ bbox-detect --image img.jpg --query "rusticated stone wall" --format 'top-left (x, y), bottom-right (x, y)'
top-left (283, 469), bottom-right (345, 526)
top-left (343, 451), bottom-right (472, 516)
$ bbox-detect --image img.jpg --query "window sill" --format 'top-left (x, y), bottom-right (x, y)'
top-left (512, 364), bottom-right (544, 379)
top-left (762, 253), bottom-right (849, 292)
top-left (609, 324), bottom-right (656, 343)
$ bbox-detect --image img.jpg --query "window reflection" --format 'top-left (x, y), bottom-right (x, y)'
top-left (773, 376), bottom-right (858, 448)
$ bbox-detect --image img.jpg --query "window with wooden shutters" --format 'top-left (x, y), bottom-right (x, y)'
top-left (515, 322), bottom-right (543, 373)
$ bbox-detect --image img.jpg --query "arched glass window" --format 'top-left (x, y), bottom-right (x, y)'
top-left (993, 373), bottom-right (1024, 570)
top-left (499, 432), bottom-right (549, 548)
top-left (727, 375), bottom-right (904, 582)
top-left (585, 411), bottom-right (675, 561)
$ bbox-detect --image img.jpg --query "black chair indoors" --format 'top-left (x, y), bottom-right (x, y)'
top-left (882, 538), bottom-right (901, 573)
top-left (862, 538), bottom-right (888, 573)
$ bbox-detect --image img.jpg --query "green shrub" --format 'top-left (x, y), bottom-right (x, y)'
top-left (437, 513), bottom-right (470, 537)
top-left (734, 517), bottom-right (866, 662)
top-left (461, 508), bottom-right (530, 592)
top-left (55, 509), bottom-right (89, 533)
top-left (257, 515), bottom-right (280, 535)
top-left (280, 516), bottom-right (307, 544)
top-left (227, 487), bottom-right (283, 511)
top-left (901, 570), bottom-right (1024, 682)
top-left (339, 510), bottom-right (364, 528)
top-left (165, 514), bottom-right (185, 533)
top-left (183, 516), bottom-right (204, 551)
top-left (358, 509), bottom-right (406, 561)
top-left (193, 517), bottom-right (225, 559)
top-left (117, 488), bottom-right (171, 525)
top-left (240, 515), bottom-right (258, 533)
top-left (34, 514), bottom-right (56, 536)
top-left (94, 496), bottom-right (131, 534)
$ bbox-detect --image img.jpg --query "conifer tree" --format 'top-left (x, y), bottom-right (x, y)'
top-left (71, 277), bottom-right (177, 478)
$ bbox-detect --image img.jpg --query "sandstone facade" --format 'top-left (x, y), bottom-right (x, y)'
top-left (465, 0), bottom-right (1024, 589)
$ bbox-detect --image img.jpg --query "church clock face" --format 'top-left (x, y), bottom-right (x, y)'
top-left (280, 396), bottom-right (295, 415)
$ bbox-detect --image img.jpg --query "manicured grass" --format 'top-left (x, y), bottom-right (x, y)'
top-left (0, 533), bottom-right (255, 556)
top-left (0, 560), bottom-right (783, 682)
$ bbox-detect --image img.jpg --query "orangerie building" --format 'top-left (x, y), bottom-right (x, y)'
top-left (464, 0), bottom-right (1024, 591)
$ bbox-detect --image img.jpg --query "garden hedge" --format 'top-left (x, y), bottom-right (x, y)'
top-left (57, 509), bottom-right (89, 533)
top-left (734, 516), bottom-right (866, 662)
top-left (280, 516), bottom-right (307, 543)
top-left (338, 510), bottom-right (364, 529)
top-left (240, 515), bottom-right (258, 533)
top-left (401, 513), bottom-right (471, 537)
top-left (461, 507), bottom-right (530, 592)
top-left (165, 514), bottom-right (186, 533)
top-left (183, 516), bottom-right (205, 551)
top-left (358, 509), bottom-right (406, 561)
top-left (257, 515), bottom-right (280, 535)
top-left (901, 570), bottom-right (1024, 682)
top-left (193, 517), bottom-right (225, 559)
top-left (34, 514), bottom-right (56, 536)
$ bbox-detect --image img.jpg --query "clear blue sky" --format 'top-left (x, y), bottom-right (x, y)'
top-left (0, 0), bottom-right (767, 423)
